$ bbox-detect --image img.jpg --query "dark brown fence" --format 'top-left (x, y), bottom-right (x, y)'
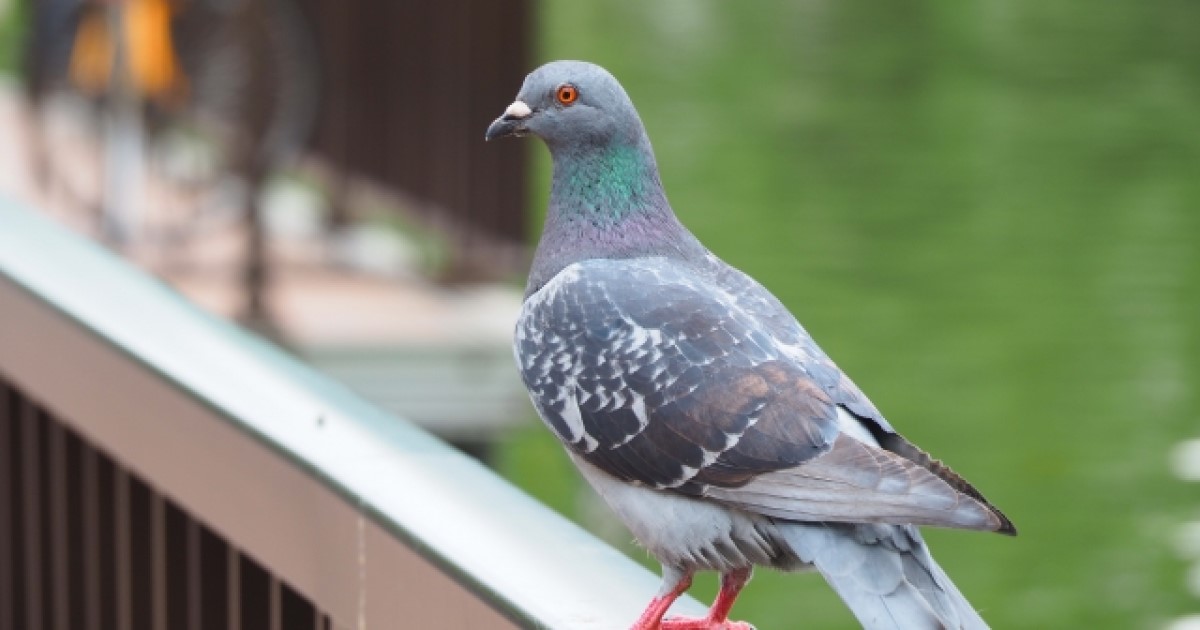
top-left (298, 0), bottom-right (535, 275)
top-left (0, 379), bottom-right (331, 630)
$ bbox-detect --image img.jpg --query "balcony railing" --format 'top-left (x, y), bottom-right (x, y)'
top-left (0, 198), bottom-right (706, 629)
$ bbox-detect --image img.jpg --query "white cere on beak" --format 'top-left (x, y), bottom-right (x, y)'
top-left (504, 100), bottom-right (532, 119)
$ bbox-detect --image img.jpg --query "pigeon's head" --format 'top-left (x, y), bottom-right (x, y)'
top-left (485, 61), bottom-right (646, 152)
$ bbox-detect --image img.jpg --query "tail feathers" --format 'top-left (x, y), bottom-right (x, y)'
top-left (778, 522), bottom-right (988, 630)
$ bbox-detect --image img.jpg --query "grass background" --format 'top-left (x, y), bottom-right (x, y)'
top-left (0, 0), bottom-right (21, 75)
top-left (498, 2), bottom-right (1200, 628)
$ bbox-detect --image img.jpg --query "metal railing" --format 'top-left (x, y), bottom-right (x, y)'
top-left (1, 379), bottom-right (332, 630)
top-left (0, 199), bottom-right (706, 629)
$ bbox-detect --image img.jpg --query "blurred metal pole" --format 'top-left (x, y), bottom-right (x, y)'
top-left (102, 1), bottom-right (144, 248)
top-left (235, 0), bottom-right (275, 335)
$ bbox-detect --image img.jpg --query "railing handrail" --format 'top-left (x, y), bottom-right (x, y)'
top-left (0, 199), bottom-right (706, 628)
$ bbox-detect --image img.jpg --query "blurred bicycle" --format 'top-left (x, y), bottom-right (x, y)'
top-left (22, 0), bottom-right (320, 330)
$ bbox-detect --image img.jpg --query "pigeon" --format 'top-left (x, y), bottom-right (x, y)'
top-left (486, 60), bottom-right (1015, 630)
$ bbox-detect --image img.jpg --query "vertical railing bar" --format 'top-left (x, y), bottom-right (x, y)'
top-left (20, 399), bottom-right (44, 630)
top-left (114, 468), bottom-right (131, 630)
top-left (186, 520), bottom-right (202, 630)
top-left (0, 382), bottom-right (12, 630)
top-left (227, 547), bottom-right (241, 630)
top-left (269, 577), bottom-right (281, 630)
top-left (152, 493), bottom-right (168, 630)
top-left (81, 447), bottom-right (101, 630)
top-left (48, 420), bottom-right (71, 630)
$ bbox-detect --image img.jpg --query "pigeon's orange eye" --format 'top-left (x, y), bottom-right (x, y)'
top-left (556, 84), bottom-right (579, 106)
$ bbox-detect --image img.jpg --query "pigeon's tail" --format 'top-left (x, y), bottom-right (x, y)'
top-left (777, 521), bottom-right (989, 630)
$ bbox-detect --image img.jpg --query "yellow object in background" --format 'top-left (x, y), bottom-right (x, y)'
top-left (68, 0), bottom-right (187, 104)
top-left (68, 8), bottom-right (111, 94)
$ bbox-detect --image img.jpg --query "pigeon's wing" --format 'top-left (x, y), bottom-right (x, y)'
top-left (710, 260), bottom-right (1015, 533)
top-left (708, 257), bottom-right (893, 430)
top-left (516, 258), bottom-right (839, 491)
top-left (705, 432), bottom-right (1010, 531)
top-left (516, 258), bottom-right (1010, 531)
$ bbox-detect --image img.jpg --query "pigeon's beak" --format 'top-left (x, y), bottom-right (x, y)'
top-left (485, 100), bottom-right (533, 141)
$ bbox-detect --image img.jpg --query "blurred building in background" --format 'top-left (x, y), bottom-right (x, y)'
top-left (5, 0), bottom-right (534, 459)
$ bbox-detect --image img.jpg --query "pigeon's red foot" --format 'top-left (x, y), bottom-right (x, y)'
top-left (630, 567), bottom-right (754, 630)
top-left (660, 617), bottom-right (755, 630)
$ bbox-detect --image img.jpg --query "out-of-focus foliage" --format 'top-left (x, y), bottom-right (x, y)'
top-left (0, 0), bottom-right (23, 73)
top-left (501, 2), bottom-right (1200, 628)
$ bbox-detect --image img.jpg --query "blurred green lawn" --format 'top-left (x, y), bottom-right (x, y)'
top-left (498, 2), bottom-right (1199, 628)
top-left (0, 0), bottom-right (21, 74)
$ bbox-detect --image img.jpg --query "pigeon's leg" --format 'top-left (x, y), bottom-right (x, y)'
top-left (629, 565), bottom-right (693, 630)
top-left (708, 567), bottom-right (753, 624)
top-left (660, 567), bottom-right (754, 630)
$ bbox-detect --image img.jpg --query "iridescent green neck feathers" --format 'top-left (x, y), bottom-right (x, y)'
top-left (550, 142), bottom-right (663, 225)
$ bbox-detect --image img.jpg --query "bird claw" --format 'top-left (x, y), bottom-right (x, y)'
top-left (659, 617), bottom-right (755, 630)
